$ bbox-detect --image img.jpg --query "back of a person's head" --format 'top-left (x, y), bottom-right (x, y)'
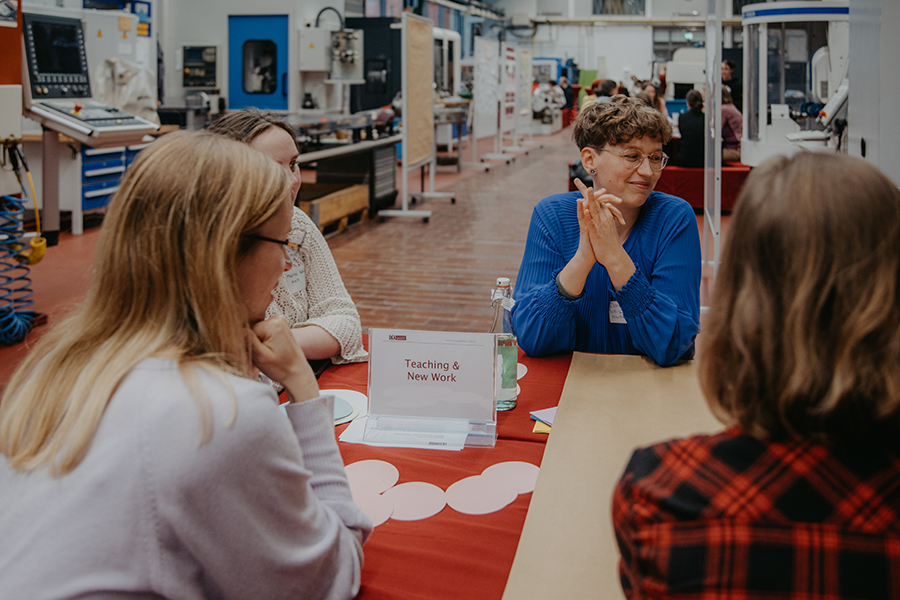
top-left (635, 91), bottom-right (653, 107)
top-left (598, 79), bottom-right (618, 97)
top-left (686, 89), bottom-right (703, 112)
top-left (700, 153), bottom-right (900, 449)
top-left (0, 131), bottom-right (290, 474)
top-left (573, 94), bottom-right (672, 150)
top-left (589, 79), bottom-right (603, 95)
top-left (721, 87), bottom-right (734, 105)
top-left (207, 108), bottom-right (295, 146)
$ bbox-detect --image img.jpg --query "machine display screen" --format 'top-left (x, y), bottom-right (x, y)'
top-left (31, 21), bottom-right (83, 74)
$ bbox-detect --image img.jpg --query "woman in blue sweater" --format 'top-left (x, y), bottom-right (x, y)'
top-left (512, 96), bottom-right (700, 366)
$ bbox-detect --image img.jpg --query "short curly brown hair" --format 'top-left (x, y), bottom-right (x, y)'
top-left (573, 95), bottom-right (672, 150)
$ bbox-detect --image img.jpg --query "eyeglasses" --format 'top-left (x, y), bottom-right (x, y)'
top-left (247, 233), bottom-right (301, 251)
top-left (601, 148), bottom-right (668, 172)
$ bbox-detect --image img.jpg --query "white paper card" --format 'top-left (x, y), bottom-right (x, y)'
top-left (283, 263), bottom-right (306, 295)
top-left (609, 300), bottom-right (627, 324)
top-left (368, 329), bottom-right (497, 423)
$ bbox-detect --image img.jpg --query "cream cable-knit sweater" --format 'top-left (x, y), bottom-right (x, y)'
top-left (266, 207), bottom-right (367, 364)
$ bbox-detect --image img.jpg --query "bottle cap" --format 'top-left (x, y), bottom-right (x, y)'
top-left (496, 277), bottom-right (510, 287)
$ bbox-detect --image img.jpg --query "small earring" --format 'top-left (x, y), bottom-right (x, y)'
top-left (590, 169), bottom-right (596, 175)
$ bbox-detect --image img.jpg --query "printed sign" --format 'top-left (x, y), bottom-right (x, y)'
top-left (367, 328), bottom-right (496, 423)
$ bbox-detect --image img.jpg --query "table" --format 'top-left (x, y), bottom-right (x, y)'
top-left (302, 136), bottom-right (402, 217)
top-left (295, 135), bottom-right (403, 166)
top-left (321, 345), bottom-right (572, 600)
top-left (503, 354), bottom-right (721, 599)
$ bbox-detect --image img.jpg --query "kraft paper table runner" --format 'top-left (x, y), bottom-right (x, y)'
top-left (502, 353), bottom-right (721, 600)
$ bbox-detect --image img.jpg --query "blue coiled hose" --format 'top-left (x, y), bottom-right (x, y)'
top-left (0, 195), bottom-right (37, 345)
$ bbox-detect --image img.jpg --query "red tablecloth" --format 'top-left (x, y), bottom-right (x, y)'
top-left (321, 344), bottom-right (572, 600)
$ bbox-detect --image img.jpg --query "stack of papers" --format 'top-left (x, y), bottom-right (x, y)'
top-left (530, 407), bottom-right (557, 433)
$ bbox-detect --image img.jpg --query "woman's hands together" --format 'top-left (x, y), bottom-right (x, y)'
top-left (563, 178), bottom-right (636, 292)
top-left (249, 315), bottom-right (320, 403)
top-left (574, 178), bottom-right (626, 268)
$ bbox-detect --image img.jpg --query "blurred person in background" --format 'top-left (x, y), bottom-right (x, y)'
top-left (675, 90), bottom-right (705, 168)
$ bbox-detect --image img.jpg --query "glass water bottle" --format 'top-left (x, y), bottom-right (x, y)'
top-left (490, 277), bottom-right (518, 411)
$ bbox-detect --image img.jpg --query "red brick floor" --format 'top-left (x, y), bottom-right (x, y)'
top-left (329, 133), bottom-right (571, 334)
top-left (0, 127), bottom-right (726, 387)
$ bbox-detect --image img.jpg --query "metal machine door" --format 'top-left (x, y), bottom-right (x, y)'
top-left (228, 14), bottom-right (288, 110)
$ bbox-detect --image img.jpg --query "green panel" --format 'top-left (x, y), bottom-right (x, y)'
top-left (577, 69), bottom-right (597, 105)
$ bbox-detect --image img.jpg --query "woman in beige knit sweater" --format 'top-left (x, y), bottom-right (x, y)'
top-left (209, 110), bottom-right (367, 364)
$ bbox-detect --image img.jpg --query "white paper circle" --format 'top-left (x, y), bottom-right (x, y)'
top-left (517, 363), bottom-right (528, 380)
top-left (320, 389), bottom-right (369, 419)
top-left (382, 482), bottom-right (446, 521)
top-left (446, 475), bottom-right (518, 515)
top-left (344, 460), bottom-right (400, 501)
top-left (481, 461), bottom-right (541, 494)
top-left (355, 493), bottom-right (394, 527)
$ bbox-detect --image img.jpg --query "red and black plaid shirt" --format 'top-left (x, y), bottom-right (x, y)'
top-left (613, 427), bottom-right (900, 599)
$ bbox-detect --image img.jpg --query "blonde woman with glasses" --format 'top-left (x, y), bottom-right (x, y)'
top-left (513, 95), bottom-right (700, 366)
top-left (0, 132), bottom-right (371, 599)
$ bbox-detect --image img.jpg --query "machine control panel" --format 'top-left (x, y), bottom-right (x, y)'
top-left (183, 45), bottom-right (218, 88)
top-left (21, 11), bottom-right (158, 146)
top-left (23, 13), bottom-right (92, 100)
top-left (42, 101), bottom-right (149, 128)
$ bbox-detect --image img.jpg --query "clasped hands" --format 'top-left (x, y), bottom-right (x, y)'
top-left (573, 178), bottom-right (627, 266)
top-left (563, 178), bottom-right (636, 293)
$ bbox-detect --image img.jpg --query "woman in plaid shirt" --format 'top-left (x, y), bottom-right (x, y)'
top-left (614, 152), bottom-right (900, 599)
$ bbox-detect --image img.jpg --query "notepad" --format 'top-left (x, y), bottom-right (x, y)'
top-left (532, 421), bottom-right (551, 434)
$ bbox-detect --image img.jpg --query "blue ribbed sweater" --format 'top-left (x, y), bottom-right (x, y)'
top-left (511, 190), bottom-right (701, 366)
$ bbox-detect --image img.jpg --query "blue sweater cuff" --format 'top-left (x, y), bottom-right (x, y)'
top-left (516, 267), bottom-right (581, 329)
top-left (554, 269), bottom-right (585, 301)
top-left (613, 266), bottom-right (655, 319)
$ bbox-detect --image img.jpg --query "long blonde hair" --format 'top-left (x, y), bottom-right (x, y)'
top-left (699, 152), bottom-right (900, 448)
top-left (0, 131), bottom-right (289, 474)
